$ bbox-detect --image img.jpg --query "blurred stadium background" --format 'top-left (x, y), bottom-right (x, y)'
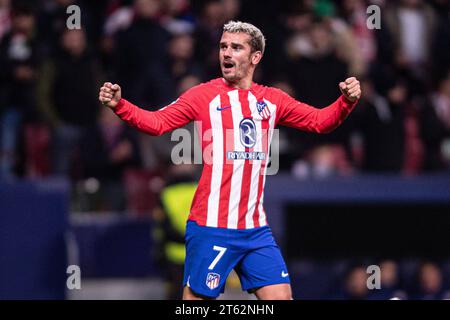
top-left (0, 0), bottom-right (449, 300)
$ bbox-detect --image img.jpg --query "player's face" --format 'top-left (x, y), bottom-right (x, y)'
top-left (219, 32), bottom-right (260, 82)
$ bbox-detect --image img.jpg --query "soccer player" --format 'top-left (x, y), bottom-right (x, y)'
top-left (99, 21), bottom-right (361, 300)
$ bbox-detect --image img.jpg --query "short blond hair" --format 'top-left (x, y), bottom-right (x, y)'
top-left (223, 20), bottom-right (266, 55)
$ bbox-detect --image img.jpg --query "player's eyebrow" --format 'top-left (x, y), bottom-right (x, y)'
top-left (220, 41), bottom-right (245, 48)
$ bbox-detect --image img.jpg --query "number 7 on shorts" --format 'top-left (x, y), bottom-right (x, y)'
top-left (208, 246), bottom-right (227, 270)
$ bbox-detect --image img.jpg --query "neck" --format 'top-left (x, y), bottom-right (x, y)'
top-left (223, 76), bottom-right (253, 90)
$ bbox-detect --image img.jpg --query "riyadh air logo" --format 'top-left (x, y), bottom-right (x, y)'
top-left (206, 272), bottom-right (220, 290)
top-left (256, 101), bottom-right (271, 120)
top-left (239, 118), bottom-right (256, 148)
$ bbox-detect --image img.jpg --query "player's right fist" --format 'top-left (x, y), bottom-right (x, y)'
top-left (99, 82), bottom-right (121, 109)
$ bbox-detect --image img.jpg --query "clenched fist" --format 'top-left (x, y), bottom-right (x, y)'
top-left (99, 82), bottom-right (122, 109)
top-left (339, 77), bottom-right (361, 103)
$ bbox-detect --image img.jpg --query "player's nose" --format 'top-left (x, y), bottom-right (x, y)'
top-left (222, 47), bottom-right (232, 58)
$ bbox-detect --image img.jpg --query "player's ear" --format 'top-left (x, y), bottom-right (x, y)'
top-left (251, 51), bottom-right (262, 65)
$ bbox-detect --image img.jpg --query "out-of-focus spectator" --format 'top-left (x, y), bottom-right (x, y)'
top-left (168, 33), bottom-right (203, 83)
top-left (285, 0), bottom-right (362, 76)
top-left (37, 0), bottom-right (102, 56)
top-left (37, 0), bottom-right (77, 57)
top-left (349, 75), bottom-right (407, 172)
top-left (384, 0), bottom-right (438, 96)
top-left (385, 0), bottom-right (437, 69)
top-left (285, 7), bottom-right (314, 61)
top-left (285, 17), bottom-right (352, 172)
top-left (160, 0), bottom-right (195, 35)
top-left (316, 0), bottom-right (365, 77)
top-left (420, 70), bottom-right (450, 171)
top-left (193, 0), bottom-right (226, 79)
top-left (412, 261), bottom-right (448, 300)
top-left (0, 0), bottom-right (11, 41)
top-left (292, 144), bottom-right (353, 179)
top-left (77, 107), bottom-right (141, 211)
top-left (429, 0), bottom-right (450, 88)
top-left (101, 0), bottom-right (134, 78)
top-left (222, 0), bottom-right (240, 23)
top-left (38, 28), bottom-right (102, 176)
top-left (238, 0), bottom-right (285, 83)
top-left (114, 0), bottom-right (173, 107)
top-left (103, 1), bottom-right (134, 37)
top-left (0, 3), bottom-right (39, 178)
top-left (287, 17), bottom-right (348, 107)
top-left (340, 0), bottom-right (380, 76)
top-left (369, 260), bottom-right (408, 300)
top-left (335, 264), bottom-right (370, 300)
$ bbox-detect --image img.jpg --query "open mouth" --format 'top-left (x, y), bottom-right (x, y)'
top-left (223, 61), bottom-right (235, 69)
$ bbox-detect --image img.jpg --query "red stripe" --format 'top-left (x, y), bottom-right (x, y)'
top-left (253, 115), bottom-right (269, 228)
top-left (189, 106), bottom-right (214, 226)
top-left (237, 91), bottom-right (253, 229)
top-left (217, 93), bottom-right (233, 228)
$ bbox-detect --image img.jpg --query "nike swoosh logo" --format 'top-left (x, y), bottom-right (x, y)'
top-left (281, 271), bottom-right (289, 278)
top-left (217, 106), bottom-right (231, 111)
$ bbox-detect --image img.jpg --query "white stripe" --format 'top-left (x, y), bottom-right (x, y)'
top-left (227, 90), bottom-right (244, 229)
top-left (245, 92), bottom-right (262, 229)
top-left (206, 94), bottom-right (223, 227)
top-left (258, 98), bottom-right (277, 227)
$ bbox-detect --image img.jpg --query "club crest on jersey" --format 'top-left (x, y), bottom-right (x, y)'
top-left (206, 272), bottom-right (220, 290)
top-left (239, 118), bottom-right (256, 148)
top-left (256, 101), bottom-right (271, 120)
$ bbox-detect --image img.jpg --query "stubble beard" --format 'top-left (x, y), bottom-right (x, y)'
top-left (222, 62), bottom-right (250, 83)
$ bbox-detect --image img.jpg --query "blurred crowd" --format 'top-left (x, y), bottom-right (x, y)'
top-left (294, 258), bottom-right (450, 300)
top-left (331, 259), bottom-right (450, 300)
top-left (0, 0), bottom-right (449, 212)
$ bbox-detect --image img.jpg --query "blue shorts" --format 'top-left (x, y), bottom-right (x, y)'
top-left (183, 220), bottom-right (290, 298)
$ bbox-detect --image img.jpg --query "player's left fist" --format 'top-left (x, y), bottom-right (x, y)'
top-left (339, 77), bottom-right (361, 103)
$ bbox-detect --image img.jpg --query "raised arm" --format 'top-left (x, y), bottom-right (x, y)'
top-left (99, 82), bottom-right (197, 136)
top-left (276, 77), bottom-right (361, 133)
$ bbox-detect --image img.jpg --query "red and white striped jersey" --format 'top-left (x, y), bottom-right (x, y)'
top-left (114, 78), bottom-right (357, 229)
